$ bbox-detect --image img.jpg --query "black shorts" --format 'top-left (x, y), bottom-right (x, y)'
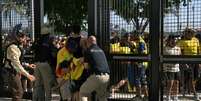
top-left (181, 64), bottom-right (200, 80)
top-left (164, 72), bottom-right (180, 80)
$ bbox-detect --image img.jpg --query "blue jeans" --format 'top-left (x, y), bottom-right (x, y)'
top-left (128, 63), bottom-right (147, 86)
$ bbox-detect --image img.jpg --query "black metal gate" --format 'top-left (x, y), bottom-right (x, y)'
top-left (92, 0), bottom-right (201, 101)
top-left (91, 0), bottom-right (152, 100)
top-left (0, 0), bottom-right (40, 97)
top-left (161, 0), bottom-right (201, 101)
top-left (0, 0), bottom-right (35, 41)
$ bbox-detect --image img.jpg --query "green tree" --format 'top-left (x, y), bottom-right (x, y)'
top-left (1, 0), bottom-right (30, 28)
top-left (111, 0), bottom-right (191, 35)
top-left (44, 0), bottom-right (88, 33)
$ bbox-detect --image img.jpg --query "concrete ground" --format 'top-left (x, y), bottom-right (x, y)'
top-left (109, 93), bottom-right (201, 101)
top-left (0, 93), bottom-right (200, 101)
top-left (0, 93), bottom-right (60, 101)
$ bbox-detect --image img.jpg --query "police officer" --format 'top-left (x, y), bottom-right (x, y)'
top-left (79, 36), bottom-right (110, 101)
top-left (5, 24), bottom-right (35, 101)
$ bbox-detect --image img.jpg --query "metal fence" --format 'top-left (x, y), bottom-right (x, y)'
top-left (162, 0), bottom-right (201, 101)
top-left (93, 0), bottom-right (151, 100)
top-left (0, 0), bottom-right (35, 42)
top-left (95, 0), bottom-right (201, 101)
top-left (0, 0), bottom-right (36, 96)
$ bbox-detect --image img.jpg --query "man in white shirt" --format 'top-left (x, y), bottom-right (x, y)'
top-left (5, 25), bottom-right (35, 101)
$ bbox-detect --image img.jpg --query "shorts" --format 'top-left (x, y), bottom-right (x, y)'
top-left (164, 72), bottom-right (180, 80)
top-left (181, 64), bottom-right (200, 80)
top-left (128, 63), bottom-right (147, 86)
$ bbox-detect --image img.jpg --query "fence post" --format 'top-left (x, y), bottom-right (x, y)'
top-left (34, 0), bottom-right (41, 40)
top-left (0, 3), bottom-right (2, 67)
top-left (88, 0), bottom-right (97, 36)
top-left (0, 2), bottom-right (3, 89)
top-left (150, 0), bottom-right (162, 100)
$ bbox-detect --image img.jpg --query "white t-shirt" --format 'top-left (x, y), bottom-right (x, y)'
top-left (163, 46), bottom-right (181, 72)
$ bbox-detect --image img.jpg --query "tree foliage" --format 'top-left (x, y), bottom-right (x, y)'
top-left (111, 0), bottom-right (191, 34)
top-left (44, 0), bottom-right (88, 33)
top-left (1, 0), bottom-right (30, 27)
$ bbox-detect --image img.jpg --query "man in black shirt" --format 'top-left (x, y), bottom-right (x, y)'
top-left (80, 36), bottom-right (110, 101)
top-left (32, 25), bottom-right (57, 101)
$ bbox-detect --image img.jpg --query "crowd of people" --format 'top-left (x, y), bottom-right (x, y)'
top-left (109, 28), bottom-right (201, 101)
top-left (1, 24), bottom-right (110, 101)
top-left (109, 31), bottom-right (149, 101)
top-left (2, 22), bottom-right (201, 101)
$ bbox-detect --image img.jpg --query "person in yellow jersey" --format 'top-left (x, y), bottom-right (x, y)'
top-left (110, 31), bottom-right (120, 54)
top-left (119, 33), bottom-right (133, 54)
top-left (131, 35), bottom-right (149, 101)
top-left (55, 57), bottom-right (85, 101)
top-left (56, 42), bottom-right (73, 78)
top-left (177, 28), bottom-right (200, 101)
top-left (111, 33), bottom-right (141, 94)
top-left (55, 40), bottom-right (74, 101)
top-left (56, 25), bottom-right (90, 101)
top-left (111, 33), bottom-right (134, 92)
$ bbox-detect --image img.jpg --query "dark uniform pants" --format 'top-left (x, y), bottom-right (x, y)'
top-left (8, 73), bottom-right (23, 101)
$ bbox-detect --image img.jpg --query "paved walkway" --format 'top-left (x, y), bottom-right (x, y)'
top-left (0, 93), bottom-right (200, 101)
top-left (0, 94), bottom-right (60, 101)
top-left (109, 93), bottom-right (201, 101)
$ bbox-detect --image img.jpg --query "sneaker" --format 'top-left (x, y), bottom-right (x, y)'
top-left (166, 96), bottom-right (172, 101)
top-left (132, 95), bottom-right (143, 101)
top-left (172, 96), bottom-right (178, 101)
top-left (194, 94), bottom-right (200, 101)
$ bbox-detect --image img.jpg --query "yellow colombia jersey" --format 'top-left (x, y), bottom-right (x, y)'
top-left (137, 36), bottom-right (148, 54)
top-left (110, 42), bottom-right (120, 53)
top-left (177, 37), bottom-right (199, 55)
top-left (137, 36), bottom-right (148, 68)
top-left (56, 47), bottom-right (73, 77)
top-left (63, 58), bottom-right (84, 80)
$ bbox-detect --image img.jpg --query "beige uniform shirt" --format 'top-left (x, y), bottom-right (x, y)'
top-left (6, 44), bottom-right (30, 76)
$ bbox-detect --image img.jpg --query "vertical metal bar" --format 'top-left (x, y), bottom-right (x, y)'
top-left (40, 0), bottom-right (44, 26)
top-left (105, 0), bottom-right (110, 53)
top-left (177, 6), bottom-right (180, 34)
top-left (100, 0), bottom-right (110, 53)
top-left (88, 0), bottom-right (97, 36)
top-left (192, 6), bottom-right (195, 28)
top-left (0, 3), bottom-right (4, 91)
top-left (96, 0), bottom-right (101, 47)
top-left (31, 0), bottom-right (35, 41)
top-left (160, 0), bottom-right (164, 100)
top-left (187, 0), bottom-right (189, 27)
top-left (150, 0), bottom-right (161, 101)
top-left (34, 0), bottom-right (41, 40)
top-left (0, 3), bottom-right (2, 67)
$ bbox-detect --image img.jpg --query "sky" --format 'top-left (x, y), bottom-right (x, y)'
top-left (110, 0), bottom-right (201, 33)
top-left (164, 0), bottom-right (201, 33)
top-left (2, 0), bottom-right (201, 34)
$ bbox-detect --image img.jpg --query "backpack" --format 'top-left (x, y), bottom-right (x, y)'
top-left (1, 44), bottom-right (18, 74)
top-left (0, 44), bottom-right (16, 91)
top-left (2, 44), bottom-right (12, 68)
